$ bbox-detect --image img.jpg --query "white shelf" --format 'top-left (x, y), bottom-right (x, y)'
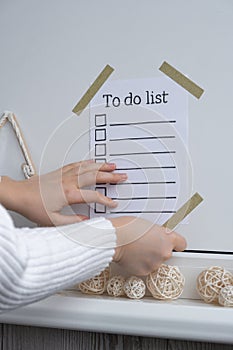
top-left (0, 292), bottom-right (233, 344)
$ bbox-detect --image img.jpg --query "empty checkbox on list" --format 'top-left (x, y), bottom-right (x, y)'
top-left (95, 114), bottom-right (106, 127)
top-left (95, 144), bottom-right (106, 157)
top-left (94, 187), bottom-right (106, 213)
top-left (95, 129), bottom-right (106, 141)
top-left (95, 158), bottom-right (106, 163)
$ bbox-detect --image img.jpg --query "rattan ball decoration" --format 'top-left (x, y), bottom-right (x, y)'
top-left (124, 276), bottom-right (146, 299)
top-left (218, 285), bottom-right (233, 307)
top-left (79, 267), bottom-right (110, 295)
top-left (196, 266), bottom-right (233, 304)
top-left (107, 275), bottom-right (125, 297)
top-left (146, 264), bottom-right (185, 300)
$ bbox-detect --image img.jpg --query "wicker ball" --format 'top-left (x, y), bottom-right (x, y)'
top-left (146, 264), bottom-right (185, 300)
top-left (218, 286), bottom-right (233, 307)
top-left (79, 267), bottom-right (110, 295)
top-left (196, 266), bottom-right (233, 304)
top-left (124, 276), bottom-right (146, 299)
top-left (107, 275), bottom-right (125, 297)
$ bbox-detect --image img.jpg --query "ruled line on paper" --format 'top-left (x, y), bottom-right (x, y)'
top-left (116, 166), bottom-right (176, 170)
top-left (110, 135), bottom-right (175, 141)
top-left (111, 196), bottom-right (177, 200)
top-left (110, 120), bottom-right (176, 127)
top-left (110, 181), bottom-right (176, 186)
top-left (109, 151), bottom-right (176, 156)
top-left (110, 211), bottom-right (177, 214)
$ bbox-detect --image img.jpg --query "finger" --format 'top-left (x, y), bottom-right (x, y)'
top-left (52, 213), bottom-right (89, 225)
top-left (62, 159), bottom-right (95, 173)
top-left (78, 189), bottom-right (118, 208)
top-left (68, 162), bottom-right (117, 176)
top-left (76, 162), bottom-right (117, 175)
top-left (168, 231), bottom-right (187, 252)
top-left (77, 171), bottom-right (127, 188)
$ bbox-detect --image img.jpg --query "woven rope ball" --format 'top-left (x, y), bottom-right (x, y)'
top-left (218, 285), bottom-right (233, 307)
top-left (196, 266), bottom-right (233, 304)
top-left (107, 275), bottom-right (125, 297)
top-left (146, 264), bottom-right (185, 300)
top-left (124, 276), bottom-right (146, 299)
top-left (79, 267), bottom-right (110, 295)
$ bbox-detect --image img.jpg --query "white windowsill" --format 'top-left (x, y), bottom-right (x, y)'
top-left (0, 291), bottom-right (233, 344)
top-left (1, 253), bottom-right (232, 343)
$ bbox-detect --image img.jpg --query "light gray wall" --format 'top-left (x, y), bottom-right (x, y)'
top-left (0, 0), bottom-right (232, 250)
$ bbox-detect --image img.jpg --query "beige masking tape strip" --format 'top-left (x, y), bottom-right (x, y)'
top-left (159, 61), bottom-right (204, 99)
top-left (162, 192), bottom-right (203, 230)
top-left (72, 64), bottom-right (114, 115)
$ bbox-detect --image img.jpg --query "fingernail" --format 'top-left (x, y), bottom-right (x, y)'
top-left (107, 163), bottom-right (116, 168)
top-left (165, 227), bottom-right (173, 234)
top-left (107, 197), bottom-right (118, 205)
top-left (120, 174), bottom-right (128, 179)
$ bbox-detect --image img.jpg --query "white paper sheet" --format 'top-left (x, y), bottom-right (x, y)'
top-left (89, 76), bottom-right (190, 225)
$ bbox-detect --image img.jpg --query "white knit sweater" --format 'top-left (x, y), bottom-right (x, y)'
top-left (0, 204), bottom-right (116, 313)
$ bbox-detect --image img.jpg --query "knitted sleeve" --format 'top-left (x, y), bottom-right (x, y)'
top-left (0, 204), bottom-right (116, 313)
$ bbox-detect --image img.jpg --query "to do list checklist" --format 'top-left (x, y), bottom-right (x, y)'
top-left (90, 76), bottom-right (189, 225)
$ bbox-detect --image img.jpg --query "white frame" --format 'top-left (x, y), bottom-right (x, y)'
top-left (1, 252), bottom-right (232, 343)
top-left (1, 289), bottom-right (233, 343)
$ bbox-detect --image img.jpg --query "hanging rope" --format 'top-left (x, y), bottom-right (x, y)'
top-left (0, 111), bottom-right (36, 179)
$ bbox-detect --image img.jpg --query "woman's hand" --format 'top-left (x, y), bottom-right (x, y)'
top-left (110, 216), bottom-right (186, 276)
top-left (1, 160), bottom-right (127, 226)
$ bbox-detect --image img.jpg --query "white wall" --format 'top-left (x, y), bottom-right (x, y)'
top-left (0, 0), bottom-right (232, 251)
